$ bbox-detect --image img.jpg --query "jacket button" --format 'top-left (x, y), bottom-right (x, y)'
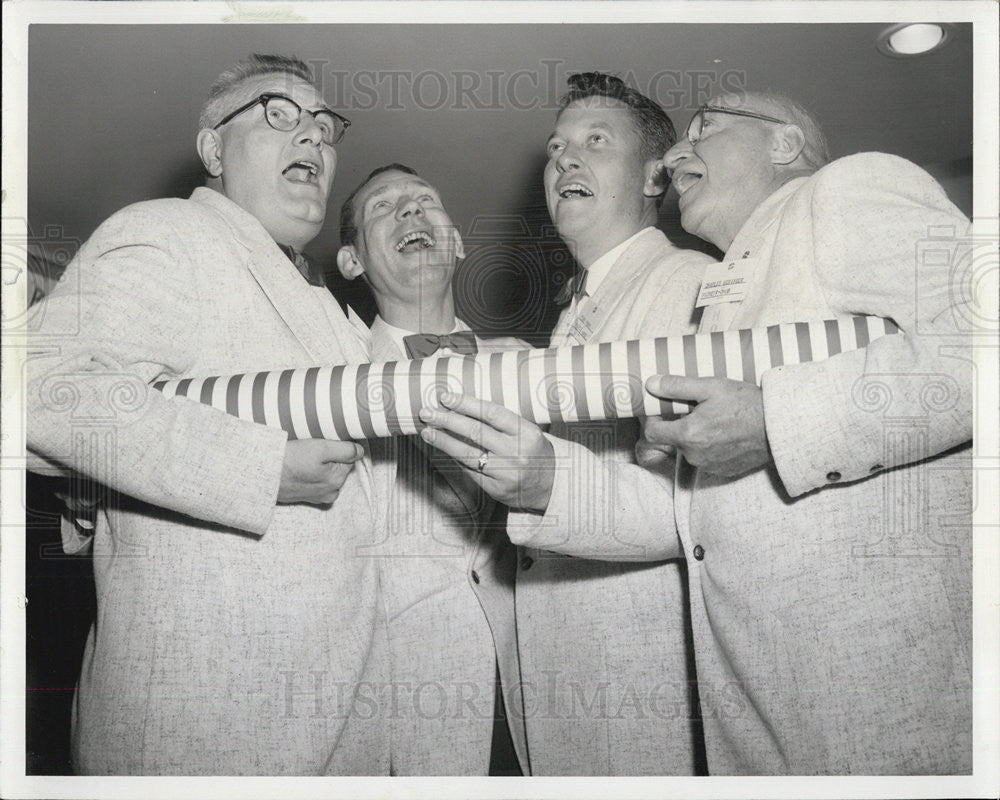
top-left (870, 464), bottom-right (884, 474)
top-left (826, 471), bottom-right (842, 482)
top-left (471, 570), bottom-right (480, 584)
top-left (520, 555), bottom-right (534, 571)
top-left (693, 544), bottom-right (705, 561)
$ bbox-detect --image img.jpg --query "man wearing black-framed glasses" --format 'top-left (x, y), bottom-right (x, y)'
top-left (197, 64), bottom-right (351, 266)
top-left (213, 92), bottom-right (351, 146)
top-left (27, 54), bottom-right (388, 775)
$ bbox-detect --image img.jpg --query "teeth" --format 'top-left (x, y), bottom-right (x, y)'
top-left (284, 161), bottom-right (319, 176)
top-left (559, 183), bottom-right (593, 199)
top-left (395, 231), bottom-right (436, 252)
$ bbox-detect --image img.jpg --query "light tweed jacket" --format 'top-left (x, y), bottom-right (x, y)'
top-left (510, 154), bottom-right (973, 774)
top-left (368, 318), bottom-right (530, 775)
top-left (507, 228), bottom-right (713, 775)
top-left (26, 187), bottom-right (389, 775)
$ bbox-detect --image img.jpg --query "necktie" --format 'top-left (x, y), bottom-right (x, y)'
top-left (277, 244), bottom-right (326, 287)
top-left (402, 330), bottom-right (479, 359)
top-left (554, 269), bottom-right (588, 305)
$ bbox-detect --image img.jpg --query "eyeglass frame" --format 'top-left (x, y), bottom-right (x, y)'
top-left (212, 92), bottom-right (351, 145)
top-left (686, 104), bottom-right (789, 145)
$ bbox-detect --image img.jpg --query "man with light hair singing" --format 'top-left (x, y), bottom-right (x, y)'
top-left (421, 72), bottom-right (715, 775)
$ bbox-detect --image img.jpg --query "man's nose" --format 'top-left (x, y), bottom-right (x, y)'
top-left (397, 196), bottom-right (424, 219)
top-left (556, 144), bottom-right (582, 173)
top-left (662, 139), bottom-right (693, 174)
top-left (295, 112), bottom-right (325, 147)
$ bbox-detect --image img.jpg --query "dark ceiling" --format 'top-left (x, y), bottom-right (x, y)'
top-left (27, 22), bottom-right (975, 338)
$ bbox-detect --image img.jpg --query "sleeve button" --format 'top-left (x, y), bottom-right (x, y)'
top-left (693, 544), bottom-right (705, 561)
top-left (520, 555), bottom-right (534, 571)
top-left (826, 471), bottom-right (842, 482)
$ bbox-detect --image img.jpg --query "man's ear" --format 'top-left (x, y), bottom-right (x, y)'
top-left (196, 129), bottom-right (224, 177)
top-left (453, 229), bottom-right (465, 260)
top-left (336, 246), bottom-right (365, 280)
top-left (642, 156), bottom-right (669, 198)
top-left (770, 124), bottom-right (806, 166)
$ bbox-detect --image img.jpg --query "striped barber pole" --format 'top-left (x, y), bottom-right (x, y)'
top-left (153, 316), bottom-right (899, 441)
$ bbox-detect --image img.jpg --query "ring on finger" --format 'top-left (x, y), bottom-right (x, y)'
top-left (476, 451), bottom-right (490, 473)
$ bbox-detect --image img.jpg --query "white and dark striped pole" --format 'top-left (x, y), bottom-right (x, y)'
top-left (153, 316), bottom-right (899, 441)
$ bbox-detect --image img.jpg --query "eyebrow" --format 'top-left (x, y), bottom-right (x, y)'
top-left (266, 91), bottom-right (335, 115)
top-left (547, 121), bottom-right (616, 144)
top-left (364, 181), bottom-right (435, 204)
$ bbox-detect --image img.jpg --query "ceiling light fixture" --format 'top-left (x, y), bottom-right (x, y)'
top-left (877, 23), bottom-right (953, 57)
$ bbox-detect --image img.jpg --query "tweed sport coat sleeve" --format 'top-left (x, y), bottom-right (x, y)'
top-left (760, 154), bottom-right (974, 498)
top-left (26, 201), bottom-right (288, 535)
top-left (509, 433), bottom-right (683, 561)
top-left (504, 250), bottom-right (708, 561)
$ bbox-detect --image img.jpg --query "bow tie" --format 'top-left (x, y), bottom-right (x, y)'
top-left (278, 244), bottom-right (326, 287)
top-left (554, 269), bottom-right (588, 305)
top-left (403, 330), bottom-right (479, 359)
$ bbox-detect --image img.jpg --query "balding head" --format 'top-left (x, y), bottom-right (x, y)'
top-left (662, 90), bottom-right (828, 250)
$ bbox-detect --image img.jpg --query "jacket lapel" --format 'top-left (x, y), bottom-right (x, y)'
top-left (191, 188), bottom-right (369, 364)
top-left (189, 189), bottom-right (375, 510)
top-left (369, 317), bottom-right (403, 363)
top-left (552, 228), bottom-right (665, 346)
top-left (584, 229), bottom-right (665, 329)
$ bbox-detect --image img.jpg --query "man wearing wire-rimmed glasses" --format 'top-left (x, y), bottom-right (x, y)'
top-left (635, 90), bottom-right (973, 773)
top-left (27, 54), bottom-right (389, 775)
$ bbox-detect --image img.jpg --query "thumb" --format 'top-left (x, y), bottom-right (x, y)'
top-left (635, 438), bottom-right (674, 469)
top-left (319, 439), bottom-right (365, 462)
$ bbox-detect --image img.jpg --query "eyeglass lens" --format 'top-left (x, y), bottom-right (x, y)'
top-left (264, 96), bottom-right (344, 145)
top-left (687, 109), bottom-right (705, 143)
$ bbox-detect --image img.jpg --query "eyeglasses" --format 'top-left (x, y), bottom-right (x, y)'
top-left (213, 93), bottom-right (351, 145)
top-left (686, 104), bottom-right (789, 145)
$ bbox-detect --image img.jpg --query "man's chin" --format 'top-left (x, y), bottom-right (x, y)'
top-left (677, 208), bottom-right (722, 250)
top-left (552, 204), bottom-right (594, 237)
top-left (267, 212), bottom-right (325, 249)
top-left (283, 196), bottom-right (328, 228)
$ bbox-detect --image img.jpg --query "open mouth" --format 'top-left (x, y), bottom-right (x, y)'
top-left (282, 159), bottom-right (321, 184)
top-left (673, 169), bottom-right (703, 196)
top-left (557, 182), bottom-right (594, 199)
top-left (395, 230), bottom-right (436, 253)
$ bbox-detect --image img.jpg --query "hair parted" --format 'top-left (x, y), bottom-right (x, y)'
top-left (199, 54), bottom-right (318, 131)
top-left (339, 163), bottom-right (420, 249)
top-left (559, 72), bottom-right (677, 162)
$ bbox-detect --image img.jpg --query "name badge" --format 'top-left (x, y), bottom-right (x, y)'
top-left (695, 257), bottom-right (757, 308)
top-left (566, 300), bottom-right (602, 345)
